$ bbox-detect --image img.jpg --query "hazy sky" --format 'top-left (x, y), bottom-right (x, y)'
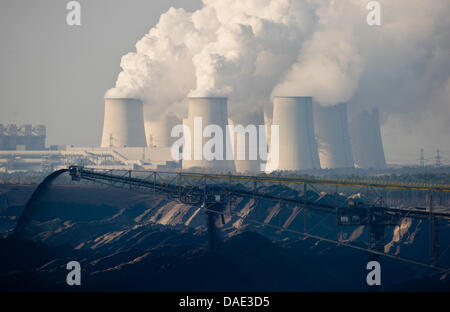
top-left (0, 0), bottom-right (201, 147)
top-left (0, 0), bottom-right (448, 166)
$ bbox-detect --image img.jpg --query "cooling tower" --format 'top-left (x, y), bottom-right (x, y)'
top-left (182, 97), bottom-right (235, 172)
top-left (271, 96), bottom-right (320, 171)
top-left (349, 108), bottom-right (386, 169)
top-left (229, 110), bottom-right (265, 173)
top-left (145, 113), bottom-right (181, 147)
top-left (263, 110), bottom-right (273, 161)
top-left (314, 103), bottom-right (354, 168)
top-left (100, 98), bottom-right (147, 148)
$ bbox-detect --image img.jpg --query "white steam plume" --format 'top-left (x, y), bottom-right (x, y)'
top-left (106, 0), bottom-right (315, 121)
top-left (106, 0), bottom-right (450, 163)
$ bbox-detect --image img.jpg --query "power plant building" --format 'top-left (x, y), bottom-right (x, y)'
top-left (182, 97), bottom-right (235, 172)
top-left (349, 108), bottom-right (386, 169)
top-left (145, 113), bottom-right (181, 148)
top-left (100, 98), bottom-right (147, 148)
top-left (270, 96), bottom-right (320, 171)
top-left (314, 103), bottom-right (354, 169)
top-left (0, 94), bottom-right (390, 174)
top-left (229, 110), bottom-right (265, 173)
top-left (0, 124), bottom-right (46, 151)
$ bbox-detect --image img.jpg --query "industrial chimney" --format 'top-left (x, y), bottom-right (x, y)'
top-left (100, 98), bottom-right (147, 148)
top-left (314, 103), bottom-right (354, 169)
top-left (271, 96), bottom-right (320, 171)
top-left (349, 108), bottom-right (386, 169)
top-left (182, 97), bottom-right (235, 172)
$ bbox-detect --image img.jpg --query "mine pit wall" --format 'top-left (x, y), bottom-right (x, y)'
top-left (1, 181), bottom-right (448, 268)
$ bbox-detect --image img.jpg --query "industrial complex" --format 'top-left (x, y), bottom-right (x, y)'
top-left (0, 95), bottom-right (387, 173)
top-left (0, 124), bottom-right (46, 151)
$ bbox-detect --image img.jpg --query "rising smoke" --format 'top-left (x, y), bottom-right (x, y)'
top-left (105, 0), bottom-right (315, 120)
top-left (106, 0), bottom-right (450, 162)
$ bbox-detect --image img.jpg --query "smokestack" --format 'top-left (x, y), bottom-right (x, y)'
top-left (182, 97), bottom-right (235, 172)
top-left (314, 103), bottom-right (354, 168)
top-left (100, 98), bottom-right (147, 148)
top-left (349, 108), bottom-right (386, 169)
top-left (271, 96), bottom-right (320, 171)
top-left (145, 113), bottom-right (180, 148)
